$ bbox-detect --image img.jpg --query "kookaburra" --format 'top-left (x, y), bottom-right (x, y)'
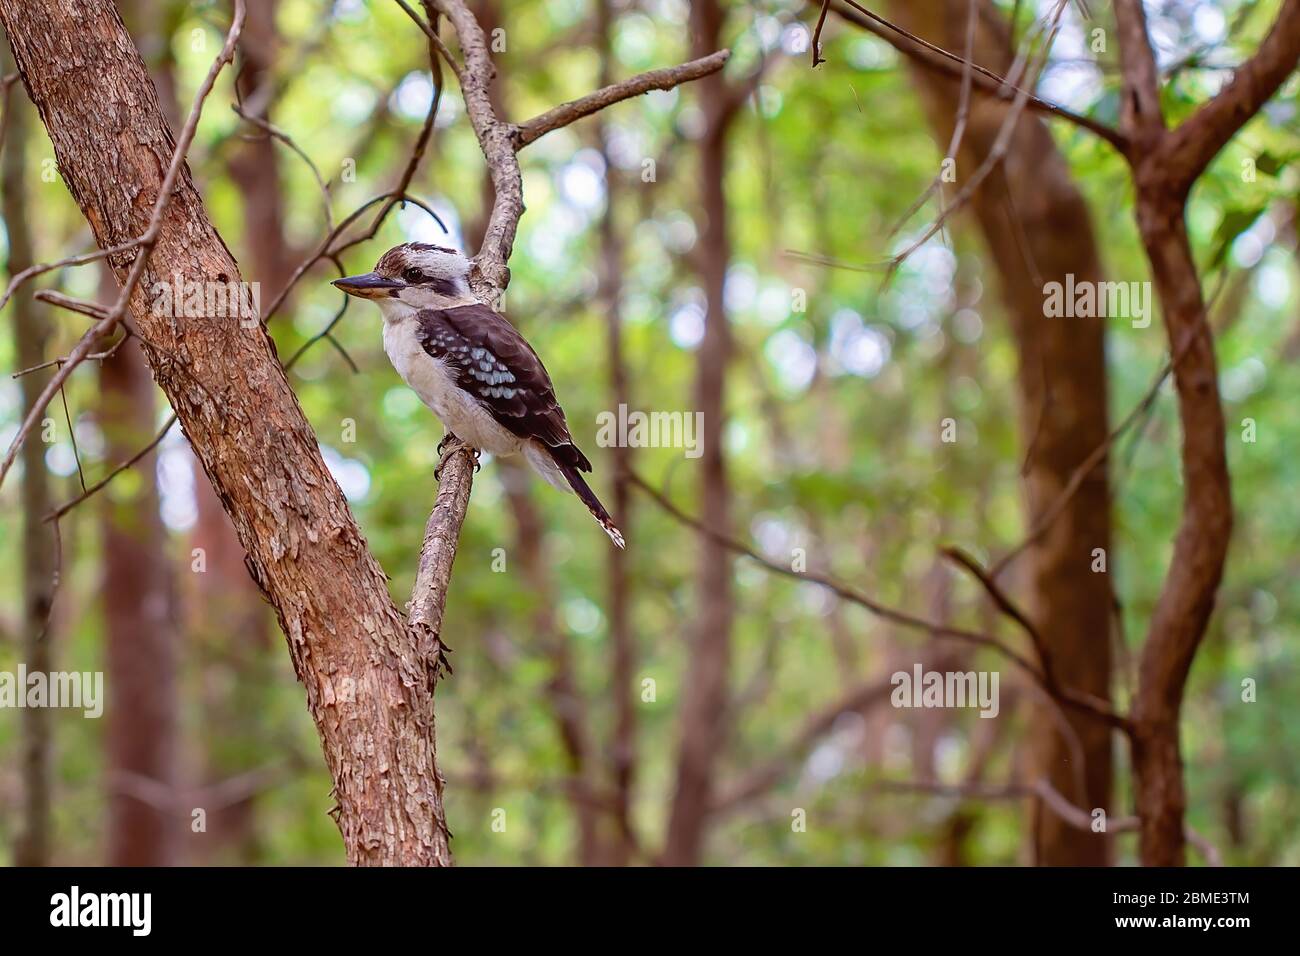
top-left (333, 242), bottom-right (625, 548)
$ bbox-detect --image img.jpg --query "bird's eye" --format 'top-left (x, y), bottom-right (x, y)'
top-left (402, 267), bottom-right (426, 284)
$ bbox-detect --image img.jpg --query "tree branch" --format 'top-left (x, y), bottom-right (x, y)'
top-left (829, 0), bottom-right (1126, 151)
top-left (407, 438), bottom-right (477, 675)
top-left (1112, 0), bottom-right (1241, 867)
top-left (1113, 0), bottom-right (1165, 139)
top-left (411, 0), bottom-right (731, 678)
top-left (629, 470), bottom-right (1128, 732)
top-left (514, 50), bottom-right (730, 148)
top-left (428, 0), bottom-right (521, 297)
top-left (1164, 0), bottom-right (1300, 189)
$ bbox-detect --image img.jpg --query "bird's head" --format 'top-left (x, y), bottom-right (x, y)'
top-left (333, 242), bottom-right (473, 314)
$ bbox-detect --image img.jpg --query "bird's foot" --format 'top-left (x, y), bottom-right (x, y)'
top-left (434, 438), bottom-right (461, 482)
top-left (434, 436), bottom-right (480, 482)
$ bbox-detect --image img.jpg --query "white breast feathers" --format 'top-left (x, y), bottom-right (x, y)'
top-left (382, 316), bottom-right (523, 457)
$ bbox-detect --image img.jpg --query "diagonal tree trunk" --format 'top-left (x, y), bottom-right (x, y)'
top-left (880, 0), bottom-right (1114, 866)
top-left (0, 0), bottom-right (453, 866)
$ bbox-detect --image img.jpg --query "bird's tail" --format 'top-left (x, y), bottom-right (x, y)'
top-left (558, 462), bottom-right (625, 549)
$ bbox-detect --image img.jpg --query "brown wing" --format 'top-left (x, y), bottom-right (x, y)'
top-left (415, 304), bottom-right (592, 472)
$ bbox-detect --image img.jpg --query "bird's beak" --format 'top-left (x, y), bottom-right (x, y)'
top-left (332, 272), bottom-right (404, 299)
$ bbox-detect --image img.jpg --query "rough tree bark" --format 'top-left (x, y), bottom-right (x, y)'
top-left (0, 0), bottom-right (454, 865)
top-left (881, 0), bottom-right (1114, 866)
top-left (3, 38), bottom-right (54, 868)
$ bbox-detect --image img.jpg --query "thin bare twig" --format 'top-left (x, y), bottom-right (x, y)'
top-left (879, 0), bottom-right (1068, 280)
top-left (941, 545), bottom-right (1054, 685)
top-left (790, 1), bottom-right (1075, 280)
top-left (829, 0), bottom-right (1126, 150)
top-left (46, 416), bottom-right (177, 523)
top-left (885, 0), bottom-right (978, 240)
top-left (630, 470), bottom-right (1127, 733)
top-left (811, 0), bottom-right (832, 67)
top-left (231, 103), bottom-right (333, 233)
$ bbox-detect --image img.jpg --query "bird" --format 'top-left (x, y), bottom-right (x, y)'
top-left (333, 241), bottom-right (625, 548)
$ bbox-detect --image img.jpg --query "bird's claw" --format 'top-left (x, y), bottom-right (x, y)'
top-left (434, 436), bottom-right (480, 482)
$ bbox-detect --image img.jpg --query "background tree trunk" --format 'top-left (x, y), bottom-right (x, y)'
top-left (98, 273), bottom-right (180, 866)
top-left (663, 0), bottom-right (737, 866)
top-left (597, 0), bottom-right (638, 867)
top-left (3, 37), bottom-right (54, 868)
top-left (882, 0), bottom-right (1114, 865)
